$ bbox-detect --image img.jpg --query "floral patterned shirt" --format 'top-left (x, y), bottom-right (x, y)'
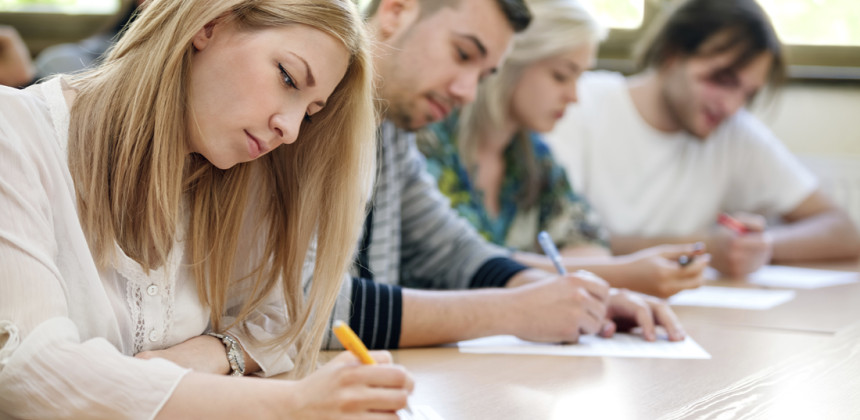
top-left (420, 114), bottom-right (609, 253)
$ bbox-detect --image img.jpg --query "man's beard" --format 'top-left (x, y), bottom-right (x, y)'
top-left (387, 100), bottom-right (418, 133)
top-left (661, 82), bottom-right (706, 140)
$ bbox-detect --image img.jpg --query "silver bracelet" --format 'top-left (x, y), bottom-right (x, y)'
top-left (207, 332), bottom-right (245, 376)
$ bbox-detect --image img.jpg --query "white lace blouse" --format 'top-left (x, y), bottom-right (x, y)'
top-left (0, 78), bottom-right (297, 419)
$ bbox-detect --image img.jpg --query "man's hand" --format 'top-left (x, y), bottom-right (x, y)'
top-left (709, 212), bottom-right (773, 277)
top-left (509, 270), bottom-right (610, 343)
top-left (599, 288), bottom-right (686, 342)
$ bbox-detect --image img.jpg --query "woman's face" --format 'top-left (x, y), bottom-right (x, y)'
top-left (188, 20), bottom-right (349, 169)
top-left (508, 43), bottom-right (596, 133)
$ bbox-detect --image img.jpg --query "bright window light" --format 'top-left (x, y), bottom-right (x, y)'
top-left (581, 0), bottom-right (644, 30)
top-left (0, 0), bottom-right (120, 14)
top-left (758, 0), bottom-right (860, 46)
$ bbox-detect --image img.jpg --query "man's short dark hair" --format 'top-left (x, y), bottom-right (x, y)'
top-left (635, 0), bottom-right (785, 87)
top-left (364, 0), bottom-right (531, 33)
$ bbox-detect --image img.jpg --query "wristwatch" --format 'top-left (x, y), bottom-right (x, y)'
top-left (207, 332), bottom-right (246, 377)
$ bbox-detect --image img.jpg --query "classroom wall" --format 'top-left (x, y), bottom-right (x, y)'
top-left (0, 13), bottom-right (110, 56)
top-left (753, 82), bottom-right (860, 159)
top-left (753, 82), bottom-right (860, 225)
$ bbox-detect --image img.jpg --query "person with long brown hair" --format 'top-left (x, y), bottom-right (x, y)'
top-left (0, 0), bottom-right (412, 418)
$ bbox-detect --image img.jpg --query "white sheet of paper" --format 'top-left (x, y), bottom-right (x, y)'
top-left (457, 333), bottom-right (710, 359)
top-left (748, 265), bottom-right (859, 289)
top-left (668, 286), bottom-right (795, 310)
top-left (399, 405), bottom-right (445, 420)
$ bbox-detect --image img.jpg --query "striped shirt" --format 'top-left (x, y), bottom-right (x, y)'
top-left (324, 121), bottom-right (528, 349)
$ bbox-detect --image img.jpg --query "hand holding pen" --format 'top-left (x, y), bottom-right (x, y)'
top-left (537, 231), bottom-right (569, 275)
top-left (333, 321), bottom-right (415, 416)
top-left (272, 321), bottom-right (414, 418)
top-left (534, 231), bottom-right (612, 341)
top-left (717, 213), bottom-right (750, 235)
top-left (537, 232), bottom-right (687, 341)
top-left (677, 241), bottom-right (707, 267)
top-left (710, 212), bottom-right (773, 277)
top-left (617, 243), bottom-right (709, 298)
top-left (537, 231), bottom-right (610, 297)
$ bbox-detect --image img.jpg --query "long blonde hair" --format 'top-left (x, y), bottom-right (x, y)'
top-left (67, 0), bottom-right (376, 378)
top-left (455, 0), bottom-right (604, 208)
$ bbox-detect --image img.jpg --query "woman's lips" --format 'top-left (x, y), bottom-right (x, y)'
top-left (245, 130), bottom-right (266, 159)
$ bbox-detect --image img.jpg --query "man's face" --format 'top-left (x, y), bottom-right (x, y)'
top-left (375, 0), bottom-right (515, 131)
top-left (659, 40), bottom-right (773, 139)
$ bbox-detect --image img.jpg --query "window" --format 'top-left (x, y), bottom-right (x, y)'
top-left (0, 0), bottom-right (122, 56)
top-left (584, 0), bottom-right (650, 74)
top-left (757, 0), bottom-right (860, 78)
top-left (586, 0), bottom-right (860, 80)
top-left (0, 0), bottom-right (119, 14)
top-left (759, 0), bottom-right (860, 47)
top-left (580, 0), bottom-right (644, 30)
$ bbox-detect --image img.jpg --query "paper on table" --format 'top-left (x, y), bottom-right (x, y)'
top-left (669, 286), bottom-right (795, 310)
top-left (458, 333), bottom-right (710, 359)
top-left (399, 405), bottom-right (445, 420)
top-left (748, 265), bottom-right (859, 289)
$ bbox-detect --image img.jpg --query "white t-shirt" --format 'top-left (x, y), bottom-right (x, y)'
top-left (0, 78), bottom-right (296, 419)
top-left (546, 71), bottom-right (817, 238)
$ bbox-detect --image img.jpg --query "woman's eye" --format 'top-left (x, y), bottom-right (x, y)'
top-left (456, 47), bottom-right (470, 61)
top-left (278, 63), bottom-right (298, 89)
top-left (553, 72), bottom-right (567, 83)
top-left (304, 113), bottom-right (313, 124)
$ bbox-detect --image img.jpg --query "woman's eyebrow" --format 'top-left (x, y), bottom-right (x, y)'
top-left (286, 51), bottom-right (316, 88)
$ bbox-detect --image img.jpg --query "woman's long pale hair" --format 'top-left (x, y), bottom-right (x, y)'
top-left (450, 0), bottom-right (604, 208)
top-left (67, 0), bottom-right (376, 378)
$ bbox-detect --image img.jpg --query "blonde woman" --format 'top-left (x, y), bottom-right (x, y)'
top-left (420, 0), bottom-right (710, 299)
top-left (0, 0), bottom-right (412, 418)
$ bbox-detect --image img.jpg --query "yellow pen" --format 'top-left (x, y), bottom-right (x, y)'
top-left (333, 320), bottom-right (376, 365)
top-left (333, 320), bottom-right (415, 416)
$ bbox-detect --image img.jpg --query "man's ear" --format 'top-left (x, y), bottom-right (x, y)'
top-left (374, 0), bottom-right (421, 41)
top-left (657, 49), bottom-right (683, 75)
top-left (191, 19), bottom-right (218, 51)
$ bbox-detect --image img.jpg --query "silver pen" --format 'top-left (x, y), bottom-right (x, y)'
top-left (537, 231), bottom-right (567, 275)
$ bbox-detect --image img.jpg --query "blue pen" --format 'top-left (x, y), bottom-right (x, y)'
top-left (537, 231), bottom-right (567, 275)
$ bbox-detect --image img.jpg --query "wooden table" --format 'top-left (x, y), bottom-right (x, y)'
top-left (662, 322), bottom-right (860, 419)
top-left (674, 260), bottom-right (860, 334)
top-left (388, 261), bottom-right (860, 419)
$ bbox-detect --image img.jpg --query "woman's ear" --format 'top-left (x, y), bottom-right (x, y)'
top-left (191, 20), bottom-right (218, 51)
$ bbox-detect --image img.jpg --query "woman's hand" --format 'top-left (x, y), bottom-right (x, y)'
top-left (618, 243), bottom-right (710, 298)
top-left (157, 350), bottom-right (414, 419)
top-left (281, 350), bottom-right (414, 419)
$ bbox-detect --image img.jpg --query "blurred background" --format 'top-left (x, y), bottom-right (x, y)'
top-left (2, 0), bottom-right (859, 222)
